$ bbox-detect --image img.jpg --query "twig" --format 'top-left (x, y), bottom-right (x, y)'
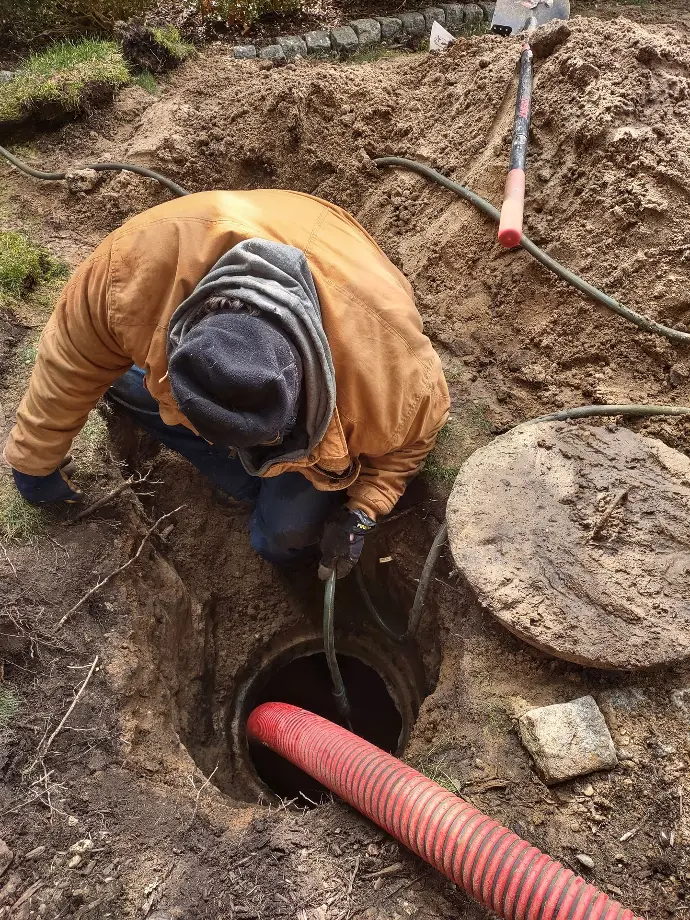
top-left (0, 542), bottom-right (17, 577)
top-left (346, 856), bottom-right (360, 897)
top-left (589, 489), bottom-right (629, 541)
top-left (363, 862), bottom-right (404, 880)
top-left (184, 763), bottom-right (219, 832)
top-left (28, 655), bottom-right (99, 771)
top-left (67, 471), bottom-right (151, 525)
top-left (56, 505), bottom-right (184, 629)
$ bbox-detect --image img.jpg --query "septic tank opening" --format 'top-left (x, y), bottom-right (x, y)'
top-left (247, 651), bottom-right (403, 805)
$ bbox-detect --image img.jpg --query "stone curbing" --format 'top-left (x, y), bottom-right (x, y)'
top-left (233, 0), bottom-right (495, 60)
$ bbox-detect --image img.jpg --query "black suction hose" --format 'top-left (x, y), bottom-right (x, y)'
top-left (323, 571), bottom-right (353, 729)
top-left (373, 156), bottom-right (690, 347)
top-left (0, 143), bottom-right (190, 199)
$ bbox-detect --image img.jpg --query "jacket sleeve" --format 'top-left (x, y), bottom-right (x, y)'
top-left (346, 378), bottom-right (450, 521)
top-left (3, 244), bottom-right (132, 477)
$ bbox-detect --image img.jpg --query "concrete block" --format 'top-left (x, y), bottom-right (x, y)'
top-left (377, 16), bottom-right (403, 41)
top-left (399, 11), bottom-right (426, 37)
top-left (330, 25), bottom-right (359, 54)
top-left (441, 4), bottom-right (465, 33)
top-left (422, 7), bottom-right (446, 29)
top-left (277, 35), bottom-right (307, 58)
top-left (463, 2), bottom-right (485, 27)
top-left (232, 45), bottom-right (257, 59)
top-left (478, 0), bottom-right (496, 20)
top-left (259, 44), bottom-right (286, 61)
top-left (518, 696), bottom-right (618, 785)
top-left (304, 30), bottom-right (332, 55)
top-left (350, 18), bottom-right (382, 47)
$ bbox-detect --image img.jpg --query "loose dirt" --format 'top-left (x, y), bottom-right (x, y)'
top-left (1, 6), bottom-right (690, 919)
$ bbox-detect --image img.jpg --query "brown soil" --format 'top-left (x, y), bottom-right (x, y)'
top-left (1, 5), bottom-right (690, 919)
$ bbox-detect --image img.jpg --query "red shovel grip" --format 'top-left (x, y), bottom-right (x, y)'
top-left (498, 168), bottom-right (525, 248)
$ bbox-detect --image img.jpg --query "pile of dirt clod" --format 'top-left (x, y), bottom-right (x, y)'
top-left (1, 10), bottom-right (690, 920)
top-left (16, 12), bottom-right (690, 448)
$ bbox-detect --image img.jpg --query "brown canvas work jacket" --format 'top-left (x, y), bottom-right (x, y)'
top-left (3, 190), bottom-right (450, 520)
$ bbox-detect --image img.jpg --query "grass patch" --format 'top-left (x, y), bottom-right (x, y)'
top-left (0, 39), bottom-right (130, 126)
top-left (150, 26), bottom-right (194, 62)
top-left (0, 231), bottom-right (66, 299)
top-left (423, 404), bottom-right (494, 489)
top-left (134, 70), bottom-right (158, 94)
top-left (0, 478), bottom-right (50, 544)
top-left (72, 409), bottom-right (109, 478)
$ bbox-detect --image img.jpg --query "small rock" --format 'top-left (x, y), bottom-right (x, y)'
top-left (350, 19), bottom-right (381, 47)
top-left (582, 784), bottom-right (594, 797)
top-left (463, 3), bottom-right (485, 27)
top-left (276, 35), bottom-right (307, 59)
top-left (304, 30), bottom-right (332, 55)
top-left (0, 71), bottom-right (15, 83)
top-left (669, 363), bottom-right (690, 387)
top-left (259, 45), bottom-right (286, 62)
top-left (233, 45), bottom-right (257, 59)
top-left (441, 3), bottom-right (465, 33)
top-left (69, 840), bottom-right (94, 855)
top-left (422, 7), bottom-right (446, 29)
top-left (659, 829), bottom-right (675, 848)
top-left (399, 11), bottom-right (426, 37)
top-left (0, 841), bottom-right (12, 879)
top-left (68, 855), bottom-right (82, 869)
top-left (576, 853), bottom-right (594, 870)
top-left (67, 816), bottom-right (79, 827)
top-left (517, 696), bottom-right (618, 785)
top-left (87, 752), bottom-right (107, 774)
top-left (671, 688), bottom-right (690, 717)
top-left (330, 26), bottom-right (359, 54)
top-left (376, 17), bottom-right (403, 41)
top-left (65, 169), bottom-right (100, 193)
top-left (24, 846), bottom-right (45, 861)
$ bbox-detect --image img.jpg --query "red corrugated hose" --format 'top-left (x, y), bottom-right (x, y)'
top-left (247, 703), bottom-right (642, 920)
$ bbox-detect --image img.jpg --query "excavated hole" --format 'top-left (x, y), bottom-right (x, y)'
top-left (247, 651), bottom-right (403, 804)
top-left (227, 626), bottom-right (427, 806)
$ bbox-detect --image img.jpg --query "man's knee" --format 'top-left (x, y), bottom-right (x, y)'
top-left (250, 518), bottom-right (319, 562)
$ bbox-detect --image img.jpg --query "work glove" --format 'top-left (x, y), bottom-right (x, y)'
top-left (13, 458), bottom-right (82, 504)
top-left (319, 507), bottom-right (376, 580)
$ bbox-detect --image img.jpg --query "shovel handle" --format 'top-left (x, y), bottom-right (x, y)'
top-left (498, 40), bottom-right (534, 248)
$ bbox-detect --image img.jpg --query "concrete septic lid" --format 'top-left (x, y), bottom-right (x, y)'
top-left (446, 421), bottom-right (690, 670)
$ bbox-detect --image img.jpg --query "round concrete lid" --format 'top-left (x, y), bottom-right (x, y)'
top-left (446, 421), bottom-right (690, 670)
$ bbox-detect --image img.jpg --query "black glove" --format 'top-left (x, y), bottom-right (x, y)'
top-left (319, 507), bottom-right (376, 580)
top-left (13, 461), bottom-right (82, 504)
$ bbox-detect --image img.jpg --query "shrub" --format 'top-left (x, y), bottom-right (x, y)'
top-left (0, 39), bottom-right (130, 126)
top-left (0, 0), bottom-right (156, 47)
top-left (199, 0), bottom-right (301, 27)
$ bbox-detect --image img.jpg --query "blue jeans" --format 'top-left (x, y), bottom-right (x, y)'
top-left (108, 367), bottom-right (343, 564)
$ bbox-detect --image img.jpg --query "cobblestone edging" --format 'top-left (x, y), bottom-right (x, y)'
top-left (232, 1), bottom-right (496, 62)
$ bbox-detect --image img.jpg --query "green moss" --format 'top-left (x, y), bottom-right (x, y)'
top-left (0, 231), bottom-right (66, 298)
top-left (0, 40), bottom-right (130, 126)
top-left (0, 687), bottom-right (19, 729)
top-left (0, 479), bottom-right (50, 544)
top-left (150, 26), bottom-right (194, 61)
top-left (134, 70), bottom-right (158, 94)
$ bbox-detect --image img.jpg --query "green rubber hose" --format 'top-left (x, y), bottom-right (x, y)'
top-left (0, 143), bottom-right (190, 199)
top-left (373, 156), bottom-right (690, 347)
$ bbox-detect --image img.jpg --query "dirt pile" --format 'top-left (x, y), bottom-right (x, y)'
top-left (0, 10), bottom-right (690, 920)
